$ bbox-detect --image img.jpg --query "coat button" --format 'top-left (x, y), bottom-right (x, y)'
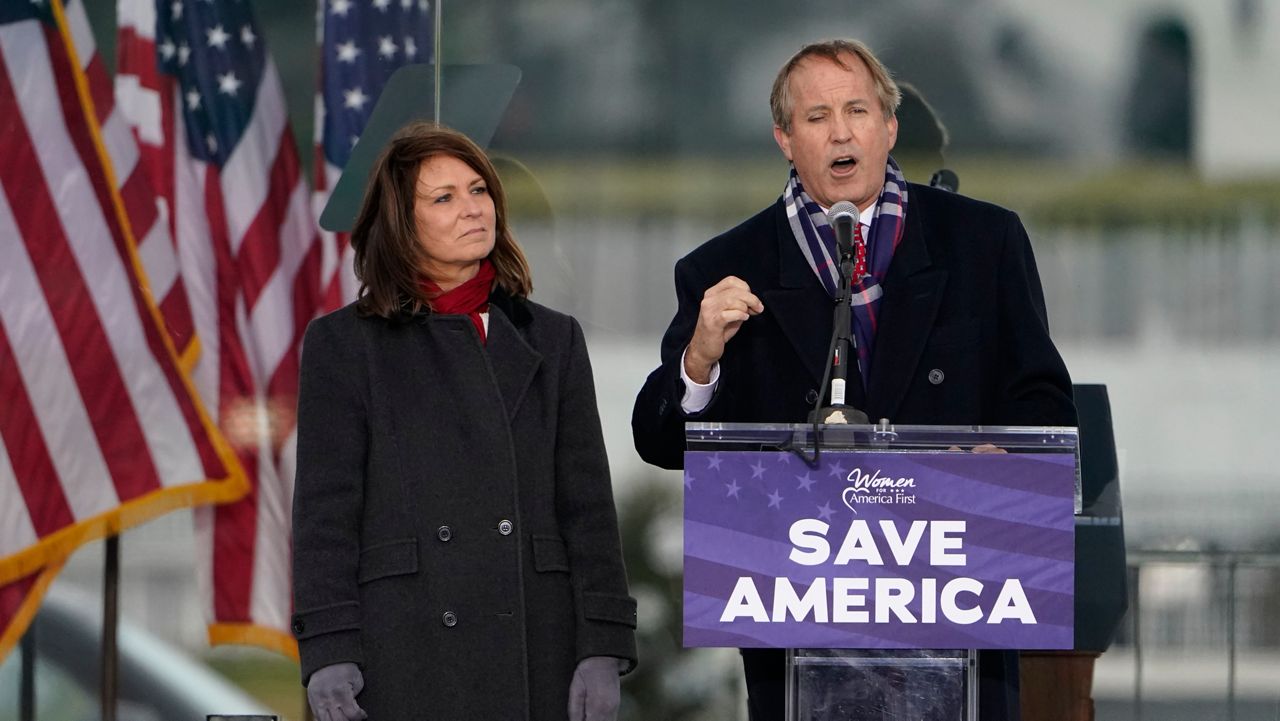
top-left (291, 617), bottom-right (305, 635)
top-left (442, 611), bottom-right (457, 627)
top-left (928, 368), bottom-right (945, 385)
top-left (437, 525), bottom-right (452, 542)
top-left (805, 389), bottom-right (820, 404)
top-left (498, 520), bottom-right (513, 536)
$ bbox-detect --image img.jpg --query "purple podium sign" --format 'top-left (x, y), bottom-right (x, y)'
top-left (683, 450), bottom-right (1075, 650)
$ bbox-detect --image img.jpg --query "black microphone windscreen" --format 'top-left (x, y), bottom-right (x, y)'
top-left (929, 169), bottom-right (959, 193)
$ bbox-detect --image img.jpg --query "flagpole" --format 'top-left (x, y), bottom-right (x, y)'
top-left (19, 622), bottom-right (34, 721)
top-left (101, 535), bottom-right (120, 721)
top-left (433, 0), bottom-right (442, 123)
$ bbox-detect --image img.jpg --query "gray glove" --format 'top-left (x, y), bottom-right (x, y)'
top-left (567, 656), bottom-right (622, 721)
top-left (306, 662), bottom-right (368, 721)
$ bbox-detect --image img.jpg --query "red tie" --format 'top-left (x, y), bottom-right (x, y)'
top-left (853, 221), bottom-right (867, 279)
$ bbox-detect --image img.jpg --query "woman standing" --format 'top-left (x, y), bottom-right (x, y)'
top-left (291, 122), bottom-right (636, 721)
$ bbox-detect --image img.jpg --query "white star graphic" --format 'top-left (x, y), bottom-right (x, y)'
top-left (335, 40), bottom-right (360, 63)
top-left (404, 36), bottom-right (417, 59)
top-left (796, 472), bottom-right (816, 492)
top-left (419, 0), bottom-right (429, 10)
top-left (775, 451), bottom-right (794, 464)
top-left (217, 71), bottom-right (242, 96)
top-left (400, 0), bottom-right (412, 7)
top-left (683, 473), bottom-right (694, 490)
top-left (750, 460), bottom-right (767, 479)
top-left (177, 43), bottom-right (191, 66)
top-left (170, 1), bottom-right (182, 20)
top-left (725, 479), bottom-right (742, 499)
top-left (330, 0), bottom-right (353, 16)
top-left (827, 461), bottom-right (847, 479)
top-left (158, 39), bottom-right (176, 61)
top-left (343, 87), bottom-right (369, 110)
top-left (205, 133), bottom-right (218, 154)
top-left (185, 89), bottom-right (201, 110)
top-left (206, 25), bottom-right (230, 50)
top-left (767, 490), bottom-right (784, 509)
top-left (706, 454), bottom-right (722, 471)
top-left (372, 0), bottom-right (391, 10)
top-left (240, 25), bottom-right (257, 49)
top-left (377, 36), bottom-right (398, 59)
top-left (817, 502), bottom-right (836, 521)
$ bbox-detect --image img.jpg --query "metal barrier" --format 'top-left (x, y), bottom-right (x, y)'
top-left (1123, 549), bottom-right (1280, 721)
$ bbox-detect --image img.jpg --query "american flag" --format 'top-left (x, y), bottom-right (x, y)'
top-left (315, 0), bottom-right (434, 305)
top-left (116, 0), bottom-right (326, 655)
top-left (0, 0), bottom-right (245, 661)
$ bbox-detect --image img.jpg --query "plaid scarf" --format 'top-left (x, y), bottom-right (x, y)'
top-left (782, 157), bottom-right (908, 386)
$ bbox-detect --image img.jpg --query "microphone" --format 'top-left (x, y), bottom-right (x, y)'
top-left (827, 201), bottom-right (859, 258)
top-left (929, 168), bottom-right (959, 193)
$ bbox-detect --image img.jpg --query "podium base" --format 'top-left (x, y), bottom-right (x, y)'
top-left (1019, 651), bottom-right (1098, 721)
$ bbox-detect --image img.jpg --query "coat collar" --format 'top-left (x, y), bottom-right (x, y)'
top-left (484, 291), bottom-right (542, 422)
top-left (386, 286), bottom-right (540, 423)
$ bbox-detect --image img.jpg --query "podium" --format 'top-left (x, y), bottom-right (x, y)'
top-left (682, 423), bottom-right (1080, 721)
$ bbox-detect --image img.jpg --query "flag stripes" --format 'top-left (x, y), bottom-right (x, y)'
top-left (0, 0), bottom-right (246, 663)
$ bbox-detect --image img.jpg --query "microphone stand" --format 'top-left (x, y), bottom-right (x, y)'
top-left (783, 224), bottom-right (872, 468)
top-left (810, 245), bottom-right (871, 426)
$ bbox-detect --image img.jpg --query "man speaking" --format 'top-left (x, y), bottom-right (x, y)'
top-left (631, 39), bottom-right (1075, 721)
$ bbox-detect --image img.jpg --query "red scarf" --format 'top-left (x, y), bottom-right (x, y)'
top-left (421, 259), bottom-right (496, 343)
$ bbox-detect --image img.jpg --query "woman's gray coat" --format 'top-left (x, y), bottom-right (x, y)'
top-left (291, 291), bottom-right (637, 720)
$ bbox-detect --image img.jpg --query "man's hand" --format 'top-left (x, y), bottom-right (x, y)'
top-left (306, 662), bottom-right (367, 721)
top-left (568, 656), bottom-right (622, 721)
top-left (684, 276), bottom-right (764, 383)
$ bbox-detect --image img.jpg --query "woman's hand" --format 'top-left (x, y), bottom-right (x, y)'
top-left (307, 662), bottom-right (368, 721)
top-left (567, 656), bottom-right (622, 721)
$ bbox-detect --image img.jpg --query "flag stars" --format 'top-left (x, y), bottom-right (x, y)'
top-left (217, 71), bottom-right (242, 96)
top-left (335, 40), bottom-right (360, 63)
top-left (827, 461), bottom-right (847, 479)
top-left (767, 489), bottom-right (784, 509)
top-left (240, 25), bottom-right (257, 49)
top-left (372, 0), bottom-right (392, 10)
top-left (171, 1), bottom-right (182, 20)
top-left (159, 39), bottom-right (176, 62)
top-left (177, 43), bottom-right (191, 66)
top-left (817, 502), bottom-right (836, 521)
top-left (206, 25), bottom-right (231, 50)
top-left (706, 454), bottom-right (723, 471)
top-left (725, 479), bottom-right (742, 499)
top-left (400, 0), bottom-right (412, 8)
top-left (205, 133), bottom-right (218, 154)
top-left (377, 36), bottom-right (398, 59)
top-left (186, 89), bottom-right (201, 110)
top-left (343, 87), bottom-right (369, 110)
top-left (684, 473), bottom-right (695, 490)
top-left (750, 460), bottom-right (767, 479)
top-left (796, 472), bottom-right (816, 492)
top-left (330, 0), bottom-right (353, 15)
top-left (404, 36), bottom-right (417, 59)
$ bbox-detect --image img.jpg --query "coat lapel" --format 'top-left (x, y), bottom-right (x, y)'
top-left (760, 204), bottom-right (833, 387)
top-left (484, 294), bottom-right (542, 423)
top-left (866, 197), bottom-right (947, 421)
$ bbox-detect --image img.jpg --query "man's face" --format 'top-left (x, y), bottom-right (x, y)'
top-left (773, 54), bottom-right (898, 211)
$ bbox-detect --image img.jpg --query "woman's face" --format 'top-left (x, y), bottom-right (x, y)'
top-left (412, 153), bottom-right (496, 284)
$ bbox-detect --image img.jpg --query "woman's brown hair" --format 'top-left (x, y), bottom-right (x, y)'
top-left (351, 121), bottom-right (532, 318)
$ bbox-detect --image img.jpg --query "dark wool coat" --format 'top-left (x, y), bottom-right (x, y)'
top-left (632, 183), bottom-right (1076, 721)
top-left (293, 291), bottom-right (637, 721)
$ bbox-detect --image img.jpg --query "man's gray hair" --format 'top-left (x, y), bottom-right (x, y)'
top-left (770, 39), bottom-right (902, 133)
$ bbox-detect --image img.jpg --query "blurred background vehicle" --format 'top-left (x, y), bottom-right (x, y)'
top-left (0, 587), bottom-right (275, 721)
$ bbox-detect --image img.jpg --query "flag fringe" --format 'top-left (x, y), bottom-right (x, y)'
top-left (0, 563), bottom-right (63, 665)
top-left (208, 622), bottom-right (299, 660)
